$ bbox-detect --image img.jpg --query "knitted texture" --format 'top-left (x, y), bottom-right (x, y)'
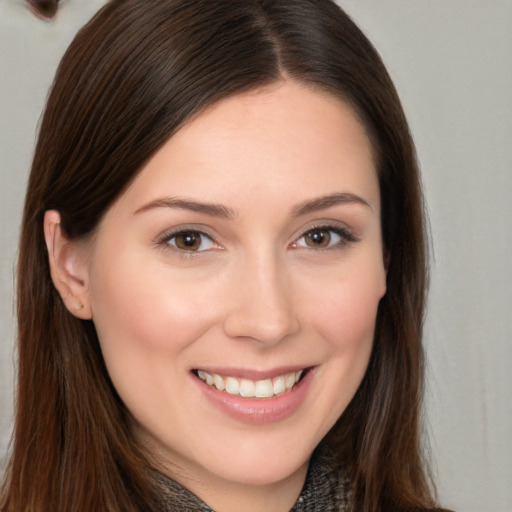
top-left (154, 445), bottom-right (351, 511)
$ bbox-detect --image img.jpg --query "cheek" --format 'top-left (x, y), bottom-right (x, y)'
top-left (86, 256), bottom-right (223, 434)
top-left (292, 259), bottom-right (385, 437)
top-left (317, 285), bottom-right (380, 386)
top-left (330, 285), bottom-right (381, 342)
top-left (90, 256), bottom-right (209, 350)
top-left (86, 250), bottom-right (221, 407)
top-left (304, 259), bottom-right (385, 353)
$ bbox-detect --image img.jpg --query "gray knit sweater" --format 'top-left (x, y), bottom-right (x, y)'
top-left (154, 446), bottom-right (352, 511)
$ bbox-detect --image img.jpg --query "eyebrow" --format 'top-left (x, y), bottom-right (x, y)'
top-left (133, 197), bottom-right (236, 219)
top-left (292, 192), bottom-right (371, 216)
top-left (133, 191), bottom-right (370, 219)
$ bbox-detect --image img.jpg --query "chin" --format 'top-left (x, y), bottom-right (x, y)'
top-left (192, 429), bottom-right (317, 487)
top-left (205, 453), bottom-right (309, 487)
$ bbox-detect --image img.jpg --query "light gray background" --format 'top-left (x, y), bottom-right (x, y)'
top-left (1, 1), bottom-right (511, 511)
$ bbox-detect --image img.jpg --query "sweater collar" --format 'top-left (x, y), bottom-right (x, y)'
top-left (153, 444), bottom-right (351, 512)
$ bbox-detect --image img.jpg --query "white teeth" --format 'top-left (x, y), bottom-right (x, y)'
top-left (273, 376), bottom-right (286, 395)
top-left (240, 379), bottom-right (256, 397)
top-left (225, 376), bottom-right (240, 395)
top-left (285, 372), bottom-right (296, 390)
top-left (196, 369), bottom-right (305, 399)
top-left (213, 373), bottom-right (225, 391)
top-left (255, 379), bottom-right (273, 398)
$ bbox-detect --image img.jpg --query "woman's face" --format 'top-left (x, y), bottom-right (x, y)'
top-left (82, 81), bottom-right (386, 498)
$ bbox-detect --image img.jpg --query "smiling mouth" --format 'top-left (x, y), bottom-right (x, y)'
top-left (193, 369), bottom-right (307, 399)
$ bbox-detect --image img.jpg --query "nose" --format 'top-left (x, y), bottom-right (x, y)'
top-left (222, 255), bottom-right (301, 346)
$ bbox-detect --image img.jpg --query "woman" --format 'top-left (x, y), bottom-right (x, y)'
top-left (1, 0), bottom-right (450, 511)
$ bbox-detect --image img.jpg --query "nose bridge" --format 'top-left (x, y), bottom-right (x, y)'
top-left (223, 246), bottom-right (300, 345)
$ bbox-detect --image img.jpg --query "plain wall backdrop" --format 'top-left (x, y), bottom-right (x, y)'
top-left (1, 1), bottom-right (511, 511)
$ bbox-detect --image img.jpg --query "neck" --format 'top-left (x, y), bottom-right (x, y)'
top-left (136, 425), bottom-right (311, 512)
top-left (160, 460), bottom-right (309, 512)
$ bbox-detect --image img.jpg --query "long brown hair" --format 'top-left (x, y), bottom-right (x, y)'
top-left (2, 1), bottom-right (445, 510)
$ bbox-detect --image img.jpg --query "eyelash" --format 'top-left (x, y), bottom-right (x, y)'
top-left (156, 226), bottom-right (219, 256)
top-left (292, 224), bottom-right (359, 250)
top-left (156, 224), bottom-right (358, 255)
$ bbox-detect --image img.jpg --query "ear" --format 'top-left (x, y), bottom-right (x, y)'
top-left (43, 210), bottom-right (93, 319)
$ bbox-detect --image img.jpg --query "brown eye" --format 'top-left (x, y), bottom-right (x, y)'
top-left (295, 226), bottom-right (357, 250)
top-left (27, 0), bottom-right (60, 20)
top-left (303, 228), bottom-right (332, 248)
top-left (168, 231), bottom-right (213, 252)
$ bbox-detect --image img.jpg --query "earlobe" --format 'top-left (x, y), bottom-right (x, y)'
top-left (43, 210), bottom-right (93, 319)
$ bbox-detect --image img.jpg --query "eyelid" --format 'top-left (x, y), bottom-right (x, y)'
top-left (153, 221), bottom-right (359, 255)
top-left (155, 225), bottom-right (222, 253)
top-left (291, 222), bottom-right (359, 249)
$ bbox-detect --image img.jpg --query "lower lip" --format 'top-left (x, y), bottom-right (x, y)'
top-left (193, 369), bottom-right (315, 425)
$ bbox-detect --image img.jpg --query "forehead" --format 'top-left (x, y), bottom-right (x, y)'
top-left (112, 80), bottom-right (379, 216)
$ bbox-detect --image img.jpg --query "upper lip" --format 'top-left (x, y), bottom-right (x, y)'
top-left (191, 365), bottom-right (312, 380)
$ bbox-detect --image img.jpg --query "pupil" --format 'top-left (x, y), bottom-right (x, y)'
top-left (307, 229), bottom-right (330, 247)
top-left (177, 232), bottom-right (200, 250)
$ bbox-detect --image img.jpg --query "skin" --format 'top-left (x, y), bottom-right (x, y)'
top-left (45, 80), bottom-right (387, 512)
